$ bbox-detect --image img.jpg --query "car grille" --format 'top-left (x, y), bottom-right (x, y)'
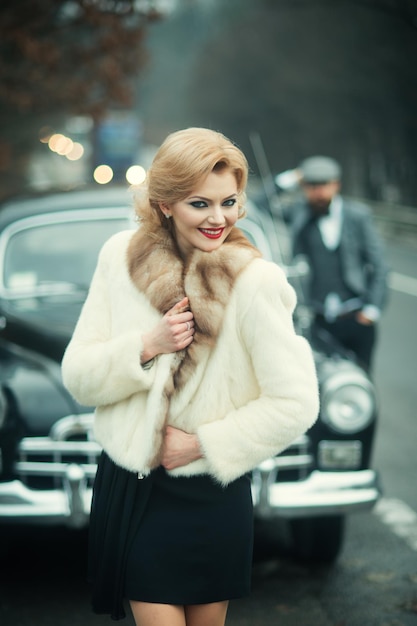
top-left (15, 414), bottom-right (101, 491)
top-left (276, 433), bottom-right (313, 480)
top-left (252, 434), bottom-right (313, 484)
top-left (15, 418), bottom-right (313, 491)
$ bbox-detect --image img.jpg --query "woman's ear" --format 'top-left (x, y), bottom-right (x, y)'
top-left (159, 202), bottom-right (171, 218)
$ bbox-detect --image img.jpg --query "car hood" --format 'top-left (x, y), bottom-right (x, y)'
top-left (0, 299), bottom-right (82, 363)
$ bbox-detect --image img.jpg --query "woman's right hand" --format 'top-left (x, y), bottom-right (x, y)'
top-left (140, 297), bottom-right (194, 363)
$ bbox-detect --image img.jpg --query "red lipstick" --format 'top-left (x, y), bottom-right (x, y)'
top-left (199, 228), bottom-right (225, 239)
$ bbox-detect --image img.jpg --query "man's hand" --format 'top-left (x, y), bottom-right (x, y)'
top-left (355, 311), bottom-right (374, 326)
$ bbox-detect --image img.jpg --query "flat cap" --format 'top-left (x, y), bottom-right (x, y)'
top-left (298, 156), bottom-right (341, 184)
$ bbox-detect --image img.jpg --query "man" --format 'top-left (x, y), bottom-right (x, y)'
top-left (288, 155), bottom-right (388, 372)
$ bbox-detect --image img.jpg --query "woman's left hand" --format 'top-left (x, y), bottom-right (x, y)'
top-left (161, 425), bottom-right (203, 470)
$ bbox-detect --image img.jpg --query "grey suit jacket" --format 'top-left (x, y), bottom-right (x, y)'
top-left (289, 197), bottom-right (389, 311)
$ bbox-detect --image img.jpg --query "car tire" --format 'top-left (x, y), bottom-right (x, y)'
top-left (289, 515), bottom-right (345, 563)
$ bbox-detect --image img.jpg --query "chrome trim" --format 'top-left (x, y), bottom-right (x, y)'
top-left (0, 413), bottom-right (101, 527)
top-left (17, 414), bottom-right (101, 483)
top-left (0, 470), bottom-right (92, 528)
top-left (49, 413), bottom-right (96, 440)
top-left (0, 418), bottom-right (379, 526)
top-left (252, 469), bottom-right (380, 519)
top-left (0, 467), bottom-right (381, 527)
top-left (15, 461), bottom-right (98, 479)
top-left (19, 440), bottom-right (100, 455)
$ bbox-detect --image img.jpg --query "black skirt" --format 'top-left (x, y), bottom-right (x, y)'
top-left (88, 452), bottom-right (254, 620)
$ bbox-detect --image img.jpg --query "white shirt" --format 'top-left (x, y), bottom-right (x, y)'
top-left (317, 195), bottom-right (342, 250)
top-left (318, 196), bottom-right (380, 322)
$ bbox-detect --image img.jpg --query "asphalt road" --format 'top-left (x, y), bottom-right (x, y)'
top-left (373, 239), bottom-right (417, 512)
top-left (0, 238), bottom-right (416, 626)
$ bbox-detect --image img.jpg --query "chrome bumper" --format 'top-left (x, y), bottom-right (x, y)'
top-left (0, 455), bottom-right (380, 526)
top-left (0, 414), bottom-right (99, 527)
top-left (252, 459), bottom-right (380, 519)
top-left (0, 463), bottom-right (94, 528)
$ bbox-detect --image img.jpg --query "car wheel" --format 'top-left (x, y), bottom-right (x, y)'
top-left (289, 515), bottom-right (345, 563)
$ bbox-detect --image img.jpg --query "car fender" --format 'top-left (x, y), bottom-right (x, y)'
top-left (0, 338), bottom-right (83, 436)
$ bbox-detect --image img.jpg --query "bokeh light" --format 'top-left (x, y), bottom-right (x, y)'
top-left (65, 142), bottom-right (85, 161)
top-left (93, 165), bottom-right (114, 184)
top-left (48, 133), bottom-right (69, 153)
top-left (56, 137), bottom-right (74, 156)
top-left (126, 165), bottom-right (146, 185)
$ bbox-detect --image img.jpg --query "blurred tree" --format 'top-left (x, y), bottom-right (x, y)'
top-left (0, 0), bottom-right (162, 199)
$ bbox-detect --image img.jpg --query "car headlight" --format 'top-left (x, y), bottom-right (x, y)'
top-left (321, 370), bottom-right (375, 434)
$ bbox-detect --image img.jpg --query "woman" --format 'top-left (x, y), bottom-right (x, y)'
top-left (62, 127), bottom-right (319, 626)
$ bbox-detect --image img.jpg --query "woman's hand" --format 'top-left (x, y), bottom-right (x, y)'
top-left (355, 311), bottom-right (374, 326)
top-left (161, 425), bottom-right (203, 470)
top-left (140, 297), bottom-right (194, 363)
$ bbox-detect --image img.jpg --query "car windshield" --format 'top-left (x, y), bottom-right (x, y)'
top-left (0, 207), bottom-right (273, 333)
top-left (1, 216), bottom-right (131, 301)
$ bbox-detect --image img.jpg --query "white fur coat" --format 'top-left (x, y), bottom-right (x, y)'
top-left (61, 225), bottom-right (319, 485)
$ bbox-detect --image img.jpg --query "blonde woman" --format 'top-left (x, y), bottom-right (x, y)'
top-left (62, 127), bottom-right (319, 626)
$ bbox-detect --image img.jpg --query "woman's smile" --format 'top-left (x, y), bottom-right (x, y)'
top-left (198, 227), bottom-right (225, 239)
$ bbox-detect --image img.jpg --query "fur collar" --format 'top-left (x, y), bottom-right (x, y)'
top-left (127, 223), bottom-right (261, 390)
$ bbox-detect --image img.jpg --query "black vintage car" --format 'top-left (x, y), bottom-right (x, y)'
top-left (0, 186), bottom-right (380, 562)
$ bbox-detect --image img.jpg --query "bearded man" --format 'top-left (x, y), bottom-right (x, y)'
top-left (288, 155), bottom-right (389, 372)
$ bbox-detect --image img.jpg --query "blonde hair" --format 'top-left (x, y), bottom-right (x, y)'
top-left (134, 127), bottom-right (248, 228)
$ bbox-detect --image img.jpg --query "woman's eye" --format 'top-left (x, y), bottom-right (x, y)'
top-left (189, 198), bottom-right (236, 209)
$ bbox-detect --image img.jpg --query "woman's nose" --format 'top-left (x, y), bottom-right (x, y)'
top-left (207, 205), bottom-right (224, 223)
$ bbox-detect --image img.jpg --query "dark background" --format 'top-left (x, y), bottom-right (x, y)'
top-left (1, 0), bottom-right (417, 205)
top-left (137, 0), bottom-right (417, 204)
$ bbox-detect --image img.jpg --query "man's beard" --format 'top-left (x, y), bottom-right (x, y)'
top-left (309, 199), bottom-right (331, 216)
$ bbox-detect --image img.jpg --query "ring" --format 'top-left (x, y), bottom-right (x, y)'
top-left (186, 321), bottom-right (191, 331)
